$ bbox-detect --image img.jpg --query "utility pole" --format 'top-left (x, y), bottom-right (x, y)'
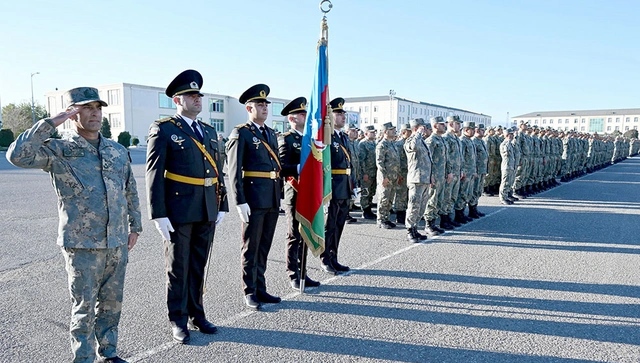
top-left (389, 89), bottom-right (396, 125)
top-left (30, 72), bottom-right (40, 124)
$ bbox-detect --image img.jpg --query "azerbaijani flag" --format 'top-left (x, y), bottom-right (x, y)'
top-left (295, 39), bottom-right (332, 257)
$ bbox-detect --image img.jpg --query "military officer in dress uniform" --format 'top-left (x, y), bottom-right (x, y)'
top-left (321, 97), bottom-right (353, 275)
top-left (227, 84), bottom-right (283, 310)
top-left (146, 70), bottom-right (228, 344)
top-left (278, 97), bottom-right (321, 290)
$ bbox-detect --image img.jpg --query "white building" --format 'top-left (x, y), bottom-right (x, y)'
top-left (512, 108), bottom-right (640, 134)
top-left (344, 96), bottom-right (491, 129)
top-left (45, 83), bottom-right (290, 145)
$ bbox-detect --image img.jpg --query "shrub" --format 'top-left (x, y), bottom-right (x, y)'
top-left (117, 131), bottom-right (131, 148)
top-left (0, 129), bottom-right (14, 147)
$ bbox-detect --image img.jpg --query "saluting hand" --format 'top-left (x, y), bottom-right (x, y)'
top-left (50, 107), bottom-right (80, 127)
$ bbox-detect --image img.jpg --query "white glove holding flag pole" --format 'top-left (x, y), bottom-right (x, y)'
top-left (236, 203), bottom-right (251, 223)
top-left (215, 211), bottom-right (226, 225)
top-left (152, 217), bottom-right (174, 241)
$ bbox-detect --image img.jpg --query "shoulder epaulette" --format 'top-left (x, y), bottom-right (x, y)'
top-left (156, 116), bottom-right (174, 124)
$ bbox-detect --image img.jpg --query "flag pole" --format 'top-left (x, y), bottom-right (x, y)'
top-left (299, 0), bottom-right (333, 294)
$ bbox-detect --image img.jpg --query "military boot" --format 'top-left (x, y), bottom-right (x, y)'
top-left (447, 213), bottom-right (462, 228)
top-left (454, 209), bottom-right (468, 224)
top-left (395, 211), bottom-right (406, 225)
top-left (414, 227), bottom-right (428, 241)
top-left (439, 214), bottom-right (454, 230)
top-left (468, 204), bottom-right (480, 219)
top-left (362, 207), bottom-right (376, 220)
top-left (406, 227), bottom-right (419, 243)
top-left (426, 219), bottom-right (444, 235)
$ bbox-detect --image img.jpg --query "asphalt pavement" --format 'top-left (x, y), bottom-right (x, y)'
top-left (0, 148), bottom-right (638, 363)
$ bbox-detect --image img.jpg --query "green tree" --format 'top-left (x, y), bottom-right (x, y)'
top-left (117, 131), bottom-right (131, 148)
top-left (0, 129), bottom-right (14, 147)
top-left (1, 102), bottom-right (48, 136)
top-left (101, 117), bottom-right (112, 139)
top-left (131, 137), bottom-right (140, 146)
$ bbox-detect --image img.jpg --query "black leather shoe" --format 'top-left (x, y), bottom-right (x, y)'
top-left (104, 357), bottom-right (128, 363)
top-left (304, 276), bottom-right (321, 287)
top-left (256, 291), bottom-right (281, 304)
top-left (191, 318), bottom-right (218, 334)
top-left (244, 294), bottom-right (261, 310)
top-left (332, 261), bottom-right (350, 272)
top-left (346, 215), bottom-right (358, 224)
top-left (321, 262), bottom-right (338, 275)
top-left (171, 323), bottom-right (190, 344)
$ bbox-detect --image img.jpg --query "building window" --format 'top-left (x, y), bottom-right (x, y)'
top-left (589, 118), bottom-right (604, 133)
top-left (364, 117), bottom-right (368, 123)
top-left (159, 114), bottom-right (172, 119)
top-left (634, 117), bottom-right (638, 122)
top-left (364, 106), bottom-right (369, 112)
top-left (533, 120), bottom-right (538, 125)
top-left (581, 119), bottom-right (586, 123)
top-left (373, 106), bottom-right (378, 112)
top-left (272, 102), bottom-right (284, 116)
top-left (209, 99), bottom-right (224, 113)
top-left (107, 89), bottom-right (120, 106)
top-left (158, 93), bottom-right (176, 109)
top-left (626, 117), bottom-right (630, 122)
top-left (109, 113), bottom-right (122, 129)
top-left (616, 117), bottom-right (620, 123)
top-left (580, 126), bottom-right (585, 131)
top-left (210, 118), bottom-right (224, 132)
top-left (607, 126), bottom-right (611, 131)
top-left (607, 118), bottom-right (612, 122)
top-left (542, 119), bottom-right (547, 124)
top-left (373, 117), bottom-right (378, 124)
top-left (615, 126), bottom-right (619, 131)
top-left (625, 126), bottom-right (630, 131)
top-left (550, 119), bottom-right (554, 124)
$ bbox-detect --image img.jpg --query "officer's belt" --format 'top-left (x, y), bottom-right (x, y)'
top-left (165, 171), bottom-right (218, 187)
top-left (331, 168), bottom-right (351, 175)
top-left (243, 171), bottom-right (280, 179)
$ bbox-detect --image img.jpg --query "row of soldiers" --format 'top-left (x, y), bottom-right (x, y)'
top-left (485, 123), bottom-right (640, 204)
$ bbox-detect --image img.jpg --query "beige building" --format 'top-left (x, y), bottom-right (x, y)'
top-left (512, 108), bottom-right (640, 133)
top-left (344, 96), bottom-right (491, 129)
top-left (45, 83), bottom-right (289, 145)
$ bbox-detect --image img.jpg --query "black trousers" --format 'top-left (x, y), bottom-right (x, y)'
top-left (165, 221), bottom-right (215, 325)
top-left (241, 207), bottom-right (279, 295)
top-left (321, 198), bottom-right (349, 265)
top-left (283, 193), bottom-right (303, 280)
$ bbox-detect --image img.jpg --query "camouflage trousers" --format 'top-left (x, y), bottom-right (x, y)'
top-left (499, 168), bottom-right (515, 201)
top-left (443, 174), bottom-right (461, 215)
top-left (513, 157), bottom-right (530, 190)
top-left (360, 175), bottom-right (377, 209)
top-left (454, 174), bottom-right (474, 211)
top-left (469, 174), bottom-right (485, 206)
top-left (393, 179), bottom-right (408, 212)
top-left (406, 183), bottom-right (430, 228)
top-left (486, 159), bottom-right (500, 186)
top-left (426, 177), bottom-right (446, 220)
top-left (62, 245), bottom-right (128, 363)
top-left (377, 179), bottom-right (397, 222)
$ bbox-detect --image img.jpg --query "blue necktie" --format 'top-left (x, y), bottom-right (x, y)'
top-left (192, 122), bottom-right (203, 142)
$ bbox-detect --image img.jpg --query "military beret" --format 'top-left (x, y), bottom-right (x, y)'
top-left (65, 87), bottom-right (108, 107)
top-left (430, 116), bottom-right (445, 124)
top-left (365, 125), bottom-right (376, 132)
top-left (446, 115), bottom-right (461, 123)
top-left (409, 118), bottom-right (425, 128)
top-left (166, 69), bottom-right (204, 98)
top-left (462, 121), bottom-right (475, 129)
top-left (381, 122), bottom-right (396, 131)
top-left (281, 96), bottom-right (307, 116)
top-left (329, 97), bottom-right (346, 113)
top-left (239, 84), bottom-right (271, 104)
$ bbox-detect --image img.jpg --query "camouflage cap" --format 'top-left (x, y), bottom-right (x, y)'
top-left (400, 122), bottom-right (411, 131)
top-left (462, 121), bottom-right (475, 129)
top-left (430, 116), bottom-right (445, 124)
top-left (409, 118), bottom-right (425, 128)
top-left (64, 87), bottom-right (108, 107)
top-left (365, 125), bottom-right (376, 132)
top-left (348, 123), bottom-right (358, 130)
top-left (476, 124), bottom-right (485, 130)
top-left (446, 115), bottom-right (461, 123)
top-left (505, 127), bottom-right (514, 134)
top-left (381, 122), bottom-right (396, 131)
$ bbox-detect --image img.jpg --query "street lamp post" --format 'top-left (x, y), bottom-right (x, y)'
top-left (389, 89), bottom-right (396, 125)
top-left (30, 72), bottom-right (40, 124)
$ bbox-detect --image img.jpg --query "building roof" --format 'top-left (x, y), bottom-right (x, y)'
top-left (344, 96), bottom-right (489, 117)
top-left (514, 108), bottom-right (640, 118)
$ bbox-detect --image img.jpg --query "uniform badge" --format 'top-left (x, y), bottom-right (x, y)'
top-left (333, 141), bottom-right (339, 151)
top-left (293, 142), bottom-right (299, 148)
top-left (252, 136), bottom-right (261, 149)
top-left (171, 134), bottom-right (186, 146)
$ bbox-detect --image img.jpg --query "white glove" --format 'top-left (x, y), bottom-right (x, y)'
top-left (152, 217), bottom-right (174, 242)
top-left (215, 211), bottom-right (226, 225)
top-left (236, 203), bottom-right (251, 223)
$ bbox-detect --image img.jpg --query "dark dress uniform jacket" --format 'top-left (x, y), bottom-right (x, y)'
top-left (279, 130), bottom-right (302, 203)
top-left (146, 115), bottom-right (229, 223)
top-left (331, 131), bottom-right (354, 200)
top-left (227, 122), bottom-right (282, 209)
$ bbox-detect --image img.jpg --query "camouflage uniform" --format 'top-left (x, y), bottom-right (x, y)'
top-left (7, 115), bottom-right (142, 363)
top-left (499, 130), bottom-right (516, 202)
top-left (358, 136), bottom-right (377, 212)
top-left (455, 123), bottom-right (477, 220)
top-left (425, 121), bottom-right (447, 225)
top-left (404, 119), bottom-right (432, 239)
top-left (470, 127), bottom-right (488, 213)
top-left (513, 126), bottom-right (531, 195)
top-left (375, 123), bottom-right (400, 226)
top-left (442, 124), bottom-right (463, 219)
top-left (393, 126), bottom-right (410, 222)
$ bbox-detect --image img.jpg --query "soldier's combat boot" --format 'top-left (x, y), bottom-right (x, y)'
top-left (395, 211), bottom-right (406, 225)
top-left (454, 209), bottom-right (468, 224)
top-left (426, 219), bottom-right (444, 235)
top-left (407, 228), bottom-right (419, 243)
top-left (468, 204), bottom-right (480, 219)
top-left (439, 214), bottom-right (454, 230)
top-left (378, 220), bottom-right (395, 229)
top-left (362, 207), bottom-right (376, 220)
top-left (415, 227), bottom-right (428, 241)
top-left (448, 214), bottom-right (462, 227)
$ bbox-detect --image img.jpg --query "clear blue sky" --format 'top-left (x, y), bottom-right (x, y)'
top-left (1, 0), bottom-right (638, 125)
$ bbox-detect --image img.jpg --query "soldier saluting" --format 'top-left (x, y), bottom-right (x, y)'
top-left (146, 70), bottom-right (228, 344)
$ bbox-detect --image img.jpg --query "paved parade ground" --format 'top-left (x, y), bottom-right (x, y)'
top-left (0, 149), bottom-right (638, 363)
